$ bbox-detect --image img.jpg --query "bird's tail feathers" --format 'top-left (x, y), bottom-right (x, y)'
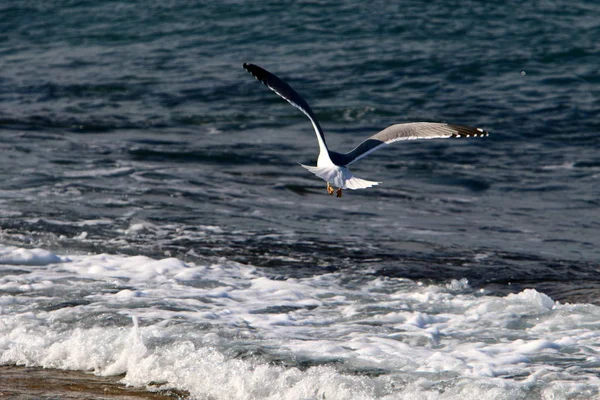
top-left (300, 164), bottom-right (379, 190)
top-left (345, 175), bottom-right (380, 190)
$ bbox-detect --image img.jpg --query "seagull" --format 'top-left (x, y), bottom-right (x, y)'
top-left (243, 63), bottom-right (488, 198)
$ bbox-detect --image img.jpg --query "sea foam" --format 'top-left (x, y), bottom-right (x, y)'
top-left (0, 245), bottom-right (599, 399)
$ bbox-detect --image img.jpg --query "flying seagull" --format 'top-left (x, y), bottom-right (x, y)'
top-left (243, 63), bottom-right (488, 198)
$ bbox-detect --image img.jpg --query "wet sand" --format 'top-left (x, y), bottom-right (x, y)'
top-left (0, 365), bottom-right (188, 399)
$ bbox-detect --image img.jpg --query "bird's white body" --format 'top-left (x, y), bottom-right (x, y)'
top-left (304, 119), bottom-right (380, 189)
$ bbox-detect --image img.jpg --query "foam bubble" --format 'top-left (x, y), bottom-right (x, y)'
top-left (0, 246), bottom-right (66, 265)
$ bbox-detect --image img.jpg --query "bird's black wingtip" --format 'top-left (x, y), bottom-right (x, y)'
top-left (476, 127), bottom-right (490, 137)
top-left (242, 62), bottom-right (258, 76)
top-left (448, 124), bottom-right (490, 138)
top-left (242, 63), bottom-right (257, 73)
top-left (242, 63), bottom-right (268, 86)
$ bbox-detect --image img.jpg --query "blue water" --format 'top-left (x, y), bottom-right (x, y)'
top-left (0, 2), bottom-right (599, 398)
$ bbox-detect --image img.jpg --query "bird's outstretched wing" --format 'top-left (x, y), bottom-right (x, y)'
top-left (339, 122), bottom-right (488, 166)
top-left (243, 63), bottom-right (328, 148)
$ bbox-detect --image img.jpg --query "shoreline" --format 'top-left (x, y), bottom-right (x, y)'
top-left (0, 365), bottom-right (188, 399)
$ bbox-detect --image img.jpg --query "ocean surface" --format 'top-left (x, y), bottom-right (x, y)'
top-left (1, 1), bottom-right (599, 399)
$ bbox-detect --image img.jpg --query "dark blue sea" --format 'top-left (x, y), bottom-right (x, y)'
top-left (1, 1), bottom-right (599, 399)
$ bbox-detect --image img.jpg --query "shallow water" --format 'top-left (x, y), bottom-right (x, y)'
top-left (1, 246), bottom-right (599, 399)
top-left (1, 1), bottom-right (599, 399)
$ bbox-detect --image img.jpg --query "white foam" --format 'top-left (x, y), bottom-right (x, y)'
top-left (0, 246), bottom-right (67, 265)
top-left (0, 245), bottom-right (599, 399)
top-left (62, 166), bottom-right (133, 178)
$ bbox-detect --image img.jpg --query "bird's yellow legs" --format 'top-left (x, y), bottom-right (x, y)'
top-left (326, 183), bottom-right (343, 198)
top-left (327, 182), bottom-right (334, 195)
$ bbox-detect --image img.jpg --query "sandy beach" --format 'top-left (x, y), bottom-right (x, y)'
top-left (0, 365), bottom-right (187, 399)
